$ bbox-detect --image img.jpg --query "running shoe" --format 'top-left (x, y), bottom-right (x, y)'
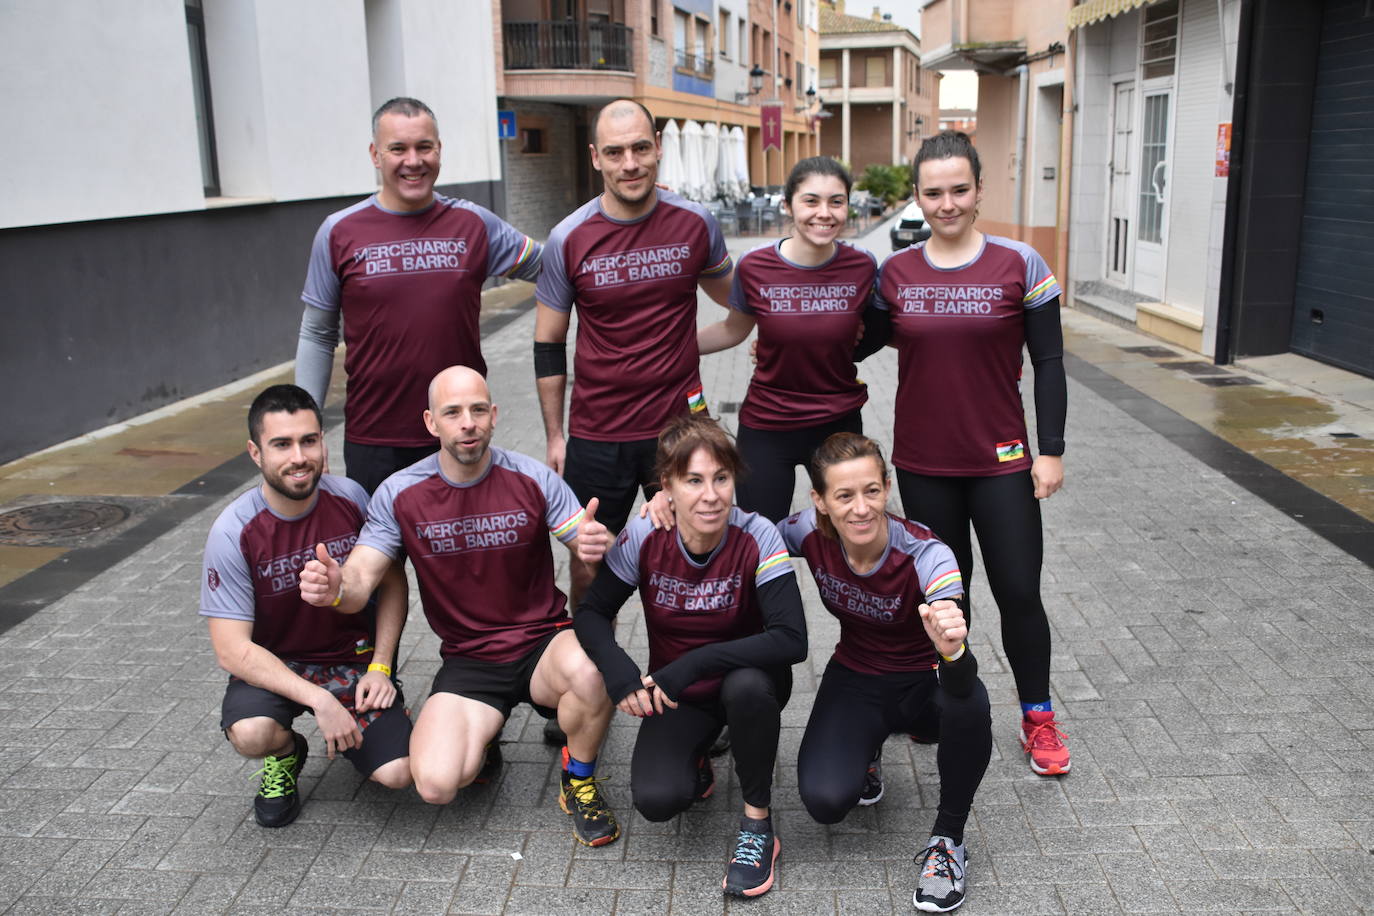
top-left (722, 822), bottom-right (780, 897)
top-left (709, 726), bottom-right (731, 757)
top-left (913, 835), bottom-right (967, 912)
top-left (857, 751), bottom-right (883, 806)
top-left (542, 715), bottom-right (566, 747)
top-left (1020, 710), bottom-right (1070, 775)
top-left (253, 732), bottom-right (307, 828)
top-left (558, 747), bottom-right (620, 847)
top-left (695, 755), bottom-right (716, 801)
top-left (473, 741), bottom-right (503, 784)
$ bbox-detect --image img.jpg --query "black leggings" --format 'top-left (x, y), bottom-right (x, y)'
top-left (896, 468), bottom-right (1052, 704)
top-left (735, 411), bottom-right (863, 523)
top-left (630, 667), bottom-right (791, 819)
top-left (798, 659), bottom-right (991, 834)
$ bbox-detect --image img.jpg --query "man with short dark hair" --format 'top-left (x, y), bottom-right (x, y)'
top-left (296, 97), bottom-right (542, 494)
top-left (201, 385), bottom-right (412, 828)
top-left (300, 367), bottom-right (622, 847)
top-left (534, 98), bottom-right (734, 604)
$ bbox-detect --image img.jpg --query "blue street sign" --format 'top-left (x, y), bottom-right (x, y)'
top-left (497, 110), bottom-right (517, 140)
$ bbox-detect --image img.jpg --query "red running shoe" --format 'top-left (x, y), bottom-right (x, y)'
top-left (1020, 711), bottom-right (1070, 775)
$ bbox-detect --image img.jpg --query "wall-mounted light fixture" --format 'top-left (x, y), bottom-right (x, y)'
top-left (735, 64), bottom-right (766, 103)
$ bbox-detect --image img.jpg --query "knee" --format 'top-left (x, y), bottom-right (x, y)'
top-left (225, 717), bottom-right (288, 758)
top-left (369, 757), bottom-right (413, 790)
top-left (565, 657), bottom-right (611, 710)
top-left (633, 786), bottom-right (689, 823)
top-left (719, 668), bottom-right (778, 711)
top-left (941, 681), bottom-right (992, 733)
top-left (798, 780), bottom-right (852, 825)
top-left (411, 759), bottom-right (468, 805)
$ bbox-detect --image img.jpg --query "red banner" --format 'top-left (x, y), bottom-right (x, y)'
top-left (761, 105), bottom-right (783, 151)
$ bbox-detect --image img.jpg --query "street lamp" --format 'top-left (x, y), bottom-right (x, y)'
top-left (735, 64), bottom-right (766, 104)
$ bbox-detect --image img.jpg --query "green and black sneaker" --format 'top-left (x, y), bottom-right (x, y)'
top-left (254, 732), bottom-right (308, 828)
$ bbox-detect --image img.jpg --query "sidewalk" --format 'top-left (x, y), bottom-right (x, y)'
top-left (0, 218), bottom-right (1370, 914)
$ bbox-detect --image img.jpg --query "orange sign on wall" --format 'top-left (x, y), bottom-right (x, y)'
top-left (1215, 122), bottom-right (1231, 178)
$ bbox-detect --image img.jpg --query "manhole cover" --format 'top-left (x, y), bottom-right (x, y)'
top-left (0, 501), bottom-right (132, 546)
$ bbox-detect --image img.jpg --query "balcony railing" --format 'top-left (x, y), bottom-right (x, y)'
top-left (674, 49), bottom-right (714, 80)
top-left (503, 20), bottom-right (633, 72)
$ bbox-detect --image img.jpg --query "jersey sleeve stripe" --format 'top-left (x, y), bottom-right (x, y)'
top-left (755, 548), bottom-right (791, 577)
top-left (926, 569), bottom-right (963, 596)
top-left (1024, 275), bottom-right (1057, 302)
top-left (703, 253), bottom-right (733, 276)
top-left (550, 508), bottom-right (585, 540)
top-left (503, 236), bottom-right (538, 276)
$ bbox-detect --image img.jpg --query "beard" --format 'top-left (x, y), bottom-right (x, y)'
top-left (263, 465), bottom-right (321, 502)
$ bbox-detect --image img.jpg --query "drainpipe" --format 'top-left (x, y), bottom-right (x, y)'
top-left (1012, 64), bottom-right (1029, 237)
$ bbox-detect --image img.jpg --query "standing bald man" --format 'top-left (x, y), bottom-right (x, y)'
top-left (300, 367), bottom-right (621, 847)
top-left (534, 98), bottom-right (734, 605)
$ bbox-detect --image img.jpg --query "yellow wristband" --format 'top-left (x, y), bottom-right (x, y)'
top-left (940, 642), bottom-right (967, 664)
top-left (330, 580), bottom-right (346, 608)
top-left (367, 662), bottom-right (392, 677)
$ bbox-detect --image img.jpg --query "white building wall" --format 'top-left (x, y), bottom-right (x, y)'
top-left (207, 0), bottom-right (375, 202)
top-left (1163, 0), bottom-right (1223, 321)
top-left (1, 0), bottom-right (207, 228)
top-left (365, 0), bottom-right (502, 184)
top-left (1068, 24), bottom-right (1112, 290)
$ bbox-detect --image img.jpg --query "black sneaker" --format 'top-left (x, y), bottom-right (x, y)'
top-left (709, 726), bottom-right (731, 757)
top-left (473, 741), bottom-right (503, 784)
top-left (254, 732), bottom-right (307, 828)
top-left (694, 756), bottom-right (715, 801)
top-left (913, 835), bottom-right (967, 912)
top-left (857, 751), bottom-right (883, 807)
top-left (558, 747), bottom-right (620, 847)
top-left (722, 819), bottom-right (779, 898)
top-left (542, 715), bottom-right (567, 747)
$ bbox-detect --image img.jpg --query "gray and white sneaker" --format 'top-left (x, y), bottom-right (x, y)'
top-left (857, 751), bottom-right (883, 806)
top-left (913, 835), bottom-right (966, 912)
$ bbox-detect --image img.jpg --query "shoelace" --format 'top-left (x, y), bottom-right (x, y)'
top-left (918, 842), bottom-right (962, 881)
top-left (254, 753), bottom-right (299, 799)
top-left (567, 775), bottom-right (611, 814)
top-left (1024, 718), bottom-right (1069, 749)
top-left (731, 830), bottom-right (767, 866)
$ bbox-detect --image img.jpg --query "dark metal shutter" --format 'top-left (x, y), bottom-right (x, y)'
top-left (1289, 0), bottom-right (1374, 377)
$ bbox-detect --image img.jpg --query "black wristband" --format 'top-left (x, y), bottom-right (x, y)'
top-left (533, 340), bottom-right (567, 378)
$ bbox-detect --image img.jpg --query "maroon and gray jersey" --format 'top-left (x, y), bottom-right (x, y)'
top-left (778, 508), bottom-right (962, 674)
top-left (875, 235), bottom-right (1060, 476)
top-left (302, 194), bottom-right (541, 447)
top-left (605, 508), bottom-right (792, 701)
top-left (730, 240), bottom-right (877, 429)
top-left (200, 475), bottom-right (376, 665)
top-left (356, 447), bottom-right (584, 663)
top-left (537, 190), bottom-right (731, 441)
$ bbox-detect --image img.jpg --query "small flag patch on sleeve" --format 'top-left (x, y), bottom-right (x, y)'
top-left (551, 508), bottom-right (584, 539)
top-left (996, 440), bottom-right (1025, 462)
top-left (686, 385), bottom-right (707, 413)
top-left (925, 570), bottom-right (962, 597)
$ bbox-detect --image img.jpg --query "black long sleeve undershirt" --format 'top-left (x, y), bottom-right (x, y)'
top-left (573, 563), bottom-right (808, 704)
top-left (852, 305), bottom-right (892, 362)
top-left (1025, 296), bottom-right (1067, 456)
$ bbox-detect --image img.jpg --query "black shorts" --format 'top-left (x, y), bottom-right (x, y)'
top-left (563, 435), bottom-right (660, 533)
top-left (429, 627), bottom-right (564, 719)
top-left (220, 662), bottom-right (411, 777)
top-left (344, 440), bottom-right (439, 495)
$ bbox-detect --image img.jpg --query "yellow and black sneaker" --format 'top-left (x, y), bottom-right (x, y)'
top-left (558, 746), bottom-right (620, 847)
top-left (254, 732), bottom-right (307, 828)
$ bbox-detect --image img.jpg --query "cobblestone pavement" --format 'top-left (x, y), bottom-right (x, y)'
top-left (0, 227), bottom-right (1371, 915)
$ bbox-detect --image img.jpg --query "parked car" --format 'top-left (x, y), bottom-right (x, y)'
top-left (889, 200), bottom-right (931, 250)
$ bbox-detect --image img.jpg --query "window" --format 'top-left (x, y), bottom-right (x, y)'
top-left (695, 15), bottom-right (709, 69)
top-left (651, 0), bottom-right (659, 37)
top-left (1141, 0), bottom-right (1179, 79)
top-left (675, 9), bottom-right (689, 56)
top-left (520, 128), bottom-right (545, 154)
top-left (185, 0), bottom-right (219, 196)
top-left (819, 56), bottom-right (837, 89)
top-left (864, 55), bottom-right (887, 87)
top-left (719, 9), bottom-right (730, 56)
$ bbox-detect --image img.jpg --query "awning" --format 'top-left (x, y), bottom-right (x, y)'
top-left (1067, 0), bottom-right (1151, 29)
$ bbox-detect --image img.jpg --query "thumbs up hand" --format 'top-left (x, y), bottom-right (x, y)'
top-left (300, 542), bottom-right (344, 608)
top-left (575, 497), bottom-right (610, 565)
top-left (918, 598), bottom-right (968, 660)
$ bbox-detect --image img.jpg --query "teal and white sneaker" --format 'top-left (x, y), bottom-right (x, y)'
top-left (913, 835), bottom-right (967, 912)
